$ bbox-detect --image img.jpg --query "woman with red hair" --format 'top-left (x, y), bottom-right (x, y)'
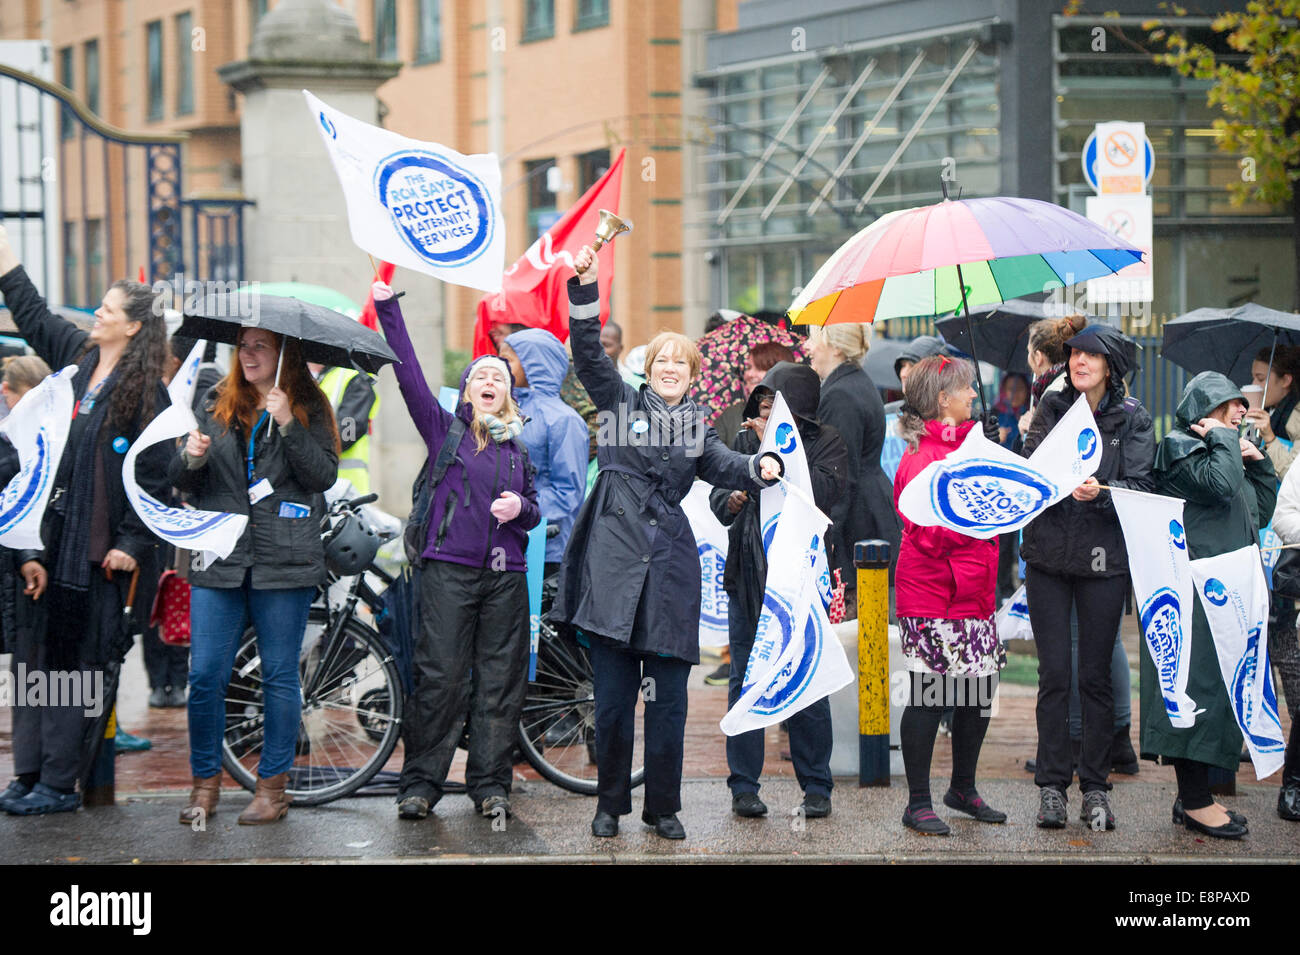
top-left (169, 326), bottom-right (340, 827)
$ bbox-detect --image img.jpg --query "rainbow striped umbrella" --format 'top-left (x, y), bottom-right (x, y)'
top-left (788, 197), bottom-right (1143, 326)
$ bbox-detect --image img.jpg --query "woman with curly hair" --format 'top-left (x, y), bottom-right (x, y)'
top-left (0, 224), bottom-right (172, 815)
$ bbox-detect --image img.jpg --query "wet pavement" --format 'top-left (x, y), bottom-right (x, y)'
top-left (1, 620), bottom-right (1296, 863)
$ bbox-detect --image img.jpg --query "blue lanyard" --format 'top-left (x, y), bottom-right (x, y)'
top-left (247, 410), bottom-right (269, 485)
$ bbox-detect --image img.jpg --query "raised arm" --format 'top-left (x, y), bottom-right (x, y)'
top-left (372, 285), bottom-right (453, 448)
top-left (566, 248), bottom-right (631, 412)
top-left (0, 224), bottom-right (91, 369)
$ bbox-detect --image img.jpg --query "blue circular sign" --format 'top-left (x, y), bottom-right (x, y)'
top-left (374, 151), bottom-right (496, 268)
top-left (1082, 130), bottom-right (1155, 191)
top-left (1203, 578), bottom-right (1228, 607)
top-left (1169, 519), bottom-right (1186, 550)
top-left (932, 461), bottom-right (1056, 532)
top-left (775, 422), bottom-right (796, 454)
top-left (1077, 428), bottom-right (1098, 460)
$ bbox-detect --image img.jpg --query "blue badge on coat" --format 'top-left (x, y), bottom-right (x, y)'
top-left (112, 436), bottom-right (129, 453)
top-left (631, 418), bottom-right (649, 434)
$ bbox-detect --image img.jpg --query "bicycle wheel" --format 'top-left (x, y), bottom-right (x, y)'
top-left (516, 618), bottom-right (645, 795)
top-left (221, 606), bottom-right (404, 806)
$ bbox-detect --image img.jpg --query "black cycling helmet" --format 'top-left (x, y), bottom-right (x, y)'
top-left (323, 511), bottom-right (382, 576)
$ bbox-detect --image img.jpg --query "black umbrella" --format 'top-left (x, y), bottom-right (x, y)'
top-left (79, 568), bottom-right (139, 794)
top-left (862, 337), bottom-right (910, 390)
top-left (177, 290), bottom-right (398, 374)
top-left (936, 299), bottom-right (1049, 376)
top-left (1161, 303), bottom-right (1300, 385)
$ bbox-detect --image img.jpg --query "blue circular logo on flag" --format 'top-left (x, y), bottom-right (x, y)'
top-left (932, 461), bottom-right (1056, 531)
top-left (1169, 519), bottom-right (1186, 549)
top-left (318, 112), bottom-right (337, 139)
top-left (775, 422), bottom-right (796, 454)
top-left (1077, 428), bottom-right (1098, 459)
top-left (1232, 627), bottom-right (1284, 752)
top-left (697, 543), bottom-right (728, 628)
top-left (1203, 578), bottom-right (1228, 606)
top-left (1140, 587), bottom-right (1185, 713)
top-left (374, 151), bottom-right (495, 267)
top-left (746, 592), bottom-right (820, 717)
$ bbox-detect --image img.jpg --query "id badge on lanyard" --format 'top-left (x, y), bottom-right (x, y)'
top-left (247, 410), bottom-right (272, 504)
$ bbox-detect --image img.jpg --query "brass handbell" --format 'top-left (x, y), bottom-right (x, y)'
top-left (575, 209), bottom-right (633, 274)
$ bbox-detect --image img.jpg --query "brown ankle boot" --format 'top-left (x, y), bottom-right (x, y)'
top-left (237, 772), bottom-right (291, 825)
top-left (179, 775), bottom-right (221, 826)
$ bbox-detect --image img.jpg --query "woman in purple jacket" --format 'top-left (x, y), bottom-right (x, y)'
top-left (372, 280), bottom-right (541, 822)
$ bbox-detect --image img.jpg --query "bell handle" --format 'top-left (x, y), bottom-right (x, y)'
top-left (574, 236), bottom-right (606, 275)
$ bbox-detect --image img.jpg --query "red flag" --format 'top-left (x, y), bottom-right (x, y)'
top-left (359, 260), bottom-right (396, 331)
top-left (473, 149), bottom-right (625, 356)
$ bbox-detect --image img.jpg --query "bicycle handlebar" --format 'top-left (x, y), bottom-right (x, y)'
top-left (346, 493), bottom-right (379, 509)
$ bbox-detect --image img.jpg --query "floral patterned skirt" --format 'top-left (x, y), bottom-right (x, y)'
top-left (898, 615), bottom-right (1006, 677)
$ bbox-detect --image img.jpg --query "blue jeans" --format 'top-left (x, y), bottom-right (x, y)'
top-left (188, 579), bottom-right (315, 779)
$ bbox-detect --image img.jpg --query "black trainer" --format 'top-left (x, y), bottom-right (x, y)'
top-left (1036, 787), bottom-right (1067, 829)
top-left (1081, 790), bottom-right (1115, 830)
top-left (731, 792), bottom-right (768, 818)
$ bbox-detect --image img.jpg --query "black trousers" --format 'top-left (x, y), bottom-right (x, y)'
top-left (398, 561), bottom-right (529, 806)
top-left (725, 594), bottom-right (832, 798)
top-left (1027, 567), bottom-right (1127, 794)
top-left (142, 624), bottom-right (189, 691)
top-left (588, 636), bottom-right (691, 817)
top-left (9, 622), bottom-right (88, 791)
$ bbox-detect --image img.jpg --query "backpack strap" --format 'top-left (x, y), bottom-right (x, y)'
top-left (429, 417), bottom-right (468, 488)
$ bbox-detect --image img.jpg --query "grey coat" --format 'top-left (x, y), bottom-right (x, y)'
top-left (550, 278), bottom-right (774, 663)
top-left (167, 387), bottom-right (339, 589)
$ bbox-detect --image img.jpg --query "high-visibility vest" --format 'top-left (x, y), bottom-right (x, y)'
top-left (318, 366), bottom-right (379, 495)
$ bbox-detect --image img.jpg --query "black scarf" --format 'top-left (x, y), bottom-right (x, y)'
top-left (1271, 391), bottom-right (1298, 443)
top-left (50, 356), bottom-right (118, 592)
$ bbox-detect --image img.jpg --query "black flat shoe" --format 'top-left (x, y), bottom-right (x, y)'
top-left (943, 788), bottom-right (1007, 823)
top-left (1173, 798), bottom-right (1245, 827)
top-left (642, 810), bottom-right (685, 840)
top-left (591, 810), bottom-right (619, 837)
top-left (901, 806), bottom-right (950, 835)
top-left (1183, 813), bottom-right (1247, 840)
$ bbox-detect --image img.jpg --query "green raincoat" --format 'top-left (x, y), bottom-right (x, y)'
top-left (1142, 372), bottom-right (1276, 770)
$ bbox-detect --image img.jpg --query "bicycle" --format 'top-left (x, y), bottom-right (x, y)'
top-left (220, 492), bottom-right (644, 805)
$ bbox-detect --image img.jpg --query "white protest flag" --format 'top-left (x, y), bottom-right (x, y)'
top-left (995, 584), bottom-right (1033, 642)
top-left (897, 395), bottom-right (1101, 539)
top-left (305, 90), bottom-right (505, 293)
top-left (1189, 545), bottom-right (1286, 780)
top-left (123, 341), bottom-right (248, 569)
top-left (755, 392), bottom-right (838, 608)
top-left (720, 485), bottom-right (853, 736)
top-left (0, 365), bottom-right (76, 549)
top-left (680, 480), bottom-right (730, 648)
top-left (1110, 487), bottom-right (1200, 728)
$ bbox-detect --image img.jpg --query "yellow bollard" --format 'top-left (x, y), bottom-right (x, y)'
top-left (856, 540), bottom-right (891, 786)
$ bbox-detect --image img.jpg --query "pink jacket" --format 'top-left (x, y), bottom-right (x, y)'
top-left (892, 419), bottom-right (997, 620)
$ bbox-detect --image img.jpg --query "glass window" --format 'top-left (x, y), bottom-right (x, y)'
top-left (523, 0), bottom-right (554, 43)
top-left (415, 0), bottom-right (441, 63)
top-left (524, 157), bottom-right (557, 237)
top-left (574, 0), bottom-right (609, 32)
top-left (726, 252), bottom-right (759, 315)
top-left (85, 219), bottom-right (103, 302)
top-left (176, 12), bottom-right (194, 116)
top-left (577, 149), bottom-right (610, 194)
top-left (62, 221), bottom-right (78, 305)
top-left (59, 46), bottom-right (74, 139)
top-left (146, 21), bottom-right (163, 121)
top-left (374, 0), bottom-right (397, 60)
top-left (83, 41), bottom-right (99, 117)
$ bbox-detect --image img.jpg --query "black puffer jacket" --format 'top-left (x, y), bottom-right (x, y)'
top-left (167, 386), bottom-right (339, 590)
top-left (1019, 326), bottom-right (1155, 578)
